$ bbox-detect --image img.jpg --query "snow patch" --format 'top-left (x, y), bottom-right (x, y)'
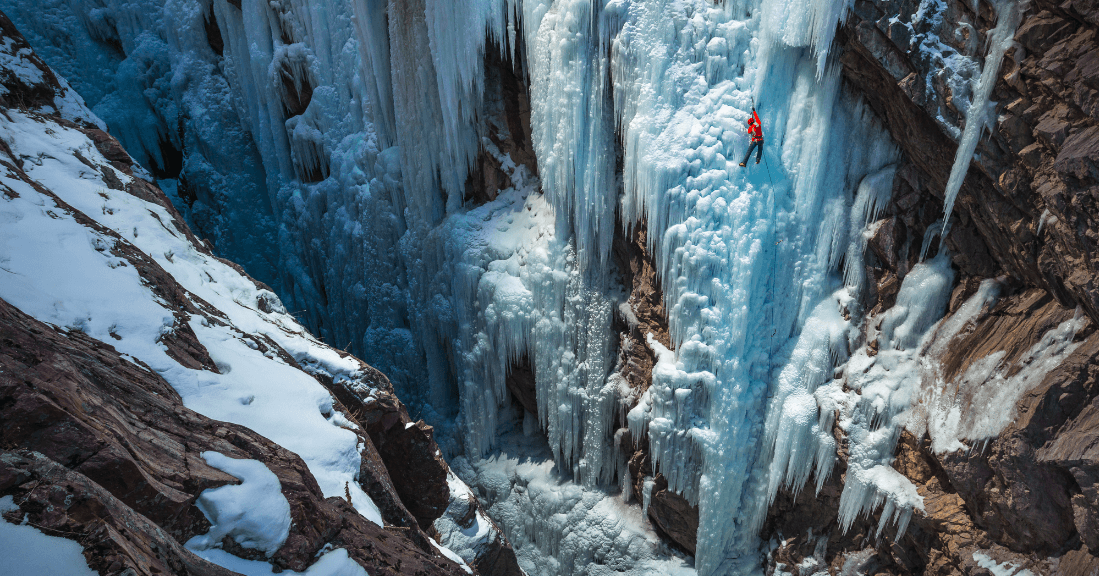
top-left (186, 452), bottom-right (292, 557)
top-left (972, 551), bottom-right (1035, 576)
top-left (0, 496), bottom-right (99, 576)
top-left (192, 547), bottom-right (369, 576)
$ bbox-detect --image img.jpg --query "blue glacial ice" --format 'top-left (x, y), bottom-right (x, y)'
top-left (0, 0), bottom-right (1024, 573)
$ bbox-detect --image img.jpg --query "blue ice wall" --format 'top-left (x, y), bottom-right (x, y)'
top-left (1, 0), bottom-right (1011, 574)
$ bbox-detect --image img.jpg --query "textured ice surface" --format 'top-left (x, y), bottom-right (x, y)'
top-left (450, 403), bottom-right (696, 576)
top-left (2, 0), bottom-right (1048, 574)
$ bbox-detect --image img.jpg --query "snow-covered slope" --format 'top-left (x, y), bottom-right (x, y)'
top-left (0, 3), bottom-right (903, 571)
top-left (0, 15), bottom-right (485, 574)
top-left (6, 0), bottom-right (1099, 575)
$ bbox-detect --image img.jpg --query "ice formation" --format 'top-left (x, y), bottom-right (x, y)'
top-left (0, 91), bottom-right (424, 571)
top-left (909, 288), bottom-right (1087, 455)
top-left (1, 0), bottom-right (1054, 574)
top-left (448, 401), bottom-right (697, 576)
top-left (938, 0), bottom-right (1025, 231)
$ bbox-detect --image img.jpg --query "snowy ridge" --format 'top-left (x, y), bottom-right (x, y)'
top-left (0, 60), bottom-right (467, 571)
top-left (0, 105), bottom-right (387, 526)
top-left (1, 0), bottom-right (1069, 574)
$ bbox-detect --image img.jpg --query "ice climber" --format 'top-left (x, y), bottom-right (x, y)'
top-left (740, 107), bottom-right (764, 167)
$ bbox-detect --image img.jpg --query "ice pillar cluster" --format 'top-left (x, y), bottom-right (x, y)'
top-left (2, 0), bottom-right (1015, 573)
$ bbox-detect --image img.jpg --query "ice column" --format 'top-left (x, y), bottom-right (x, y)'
top-left (523, 0), bottom-right (618, 272)
top-left (600, 0), bottom-right (903, 571)
top-left (940, 0), bottom-right (1024, 232)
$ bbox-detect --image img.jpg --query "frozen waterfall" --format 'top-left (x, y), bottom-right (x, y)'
top-left (1, 0), bottom-right (1003, 574)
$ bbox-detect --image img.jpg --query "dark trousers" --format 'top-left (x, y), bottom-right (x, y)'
top-left (742, 140), bottom-right (763, 164)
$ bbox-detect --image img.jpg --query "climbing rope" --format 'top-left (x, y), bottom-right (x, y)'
top-left (748, 94), bottom-right (779, 342)
top-left (748, 93), bottom-right (780, 399)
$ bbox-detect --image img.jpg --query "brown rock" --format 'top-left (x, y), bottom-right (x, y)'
top-left (646, 475), bottom-right (699, 555)
top-left (612, 219), bottom-right (671, 394)
top-left (0, 297), bottom-right (467, 575)
top-left (1039, 392), bottom-right (1099, 550)
top-left (373, 419), bottom-right (451, 529)
top-left (1055, 125), bottom-right (1099, 181)
top-left (465, 48), bottom-right (536, 206)
top-left (612, 219), bottom-right (700, 554)
top-left (625, 448), bottom-right (699, 555)
top-left (868, 216), bottom-right (901, 270)
top-left (441, 489), bottom-right (524, 576)
top-left (295, 359), bottom-right (442, 551)
top-left (322, 373), bottom-right (451, 530)
top-left (1015, 11), bottom-right (1073, 53)
top-left (0, 450), bottom-right (237, 576)
top-left (1056, 546), bottom-right (1099, 576)
top-left (1035, 108), bottom-right (1072, 148)
top-left (938, 289), bottom-right (1073, 383)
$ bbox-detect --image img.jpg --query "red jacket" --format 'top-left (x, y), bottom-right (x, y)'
top-left (747, 110), bottom-right (763, 142)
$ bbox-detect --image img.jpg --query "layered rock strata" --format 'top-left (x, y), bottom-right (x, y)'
top-left (759, 0), bottom-right (1099, 573)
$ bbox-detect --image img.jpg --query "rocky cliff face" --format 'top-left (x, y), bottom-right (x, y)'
top-left (7, 0), bottom-right (1099, 572)
top-left (612, 220), bottom-right (701, 556)
top-left (755, 0), bottom-right (1099, 574)
top-left (455, 0), bottom-right (1099, 571)
top-left (0, 298), bottom-right (458, 576)
top-left (0, 11), bottom-right (519, 575)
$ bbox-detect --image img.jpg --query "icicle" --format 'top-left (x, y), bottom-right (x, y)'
top-left (524, 0), bottom-right (617, 272)
top-left (919, 218), bottom-right (944, 262)
top-left (939, 0), bottom-right (1025, 236)
top-left (641, 476), bottom-right (655, 516)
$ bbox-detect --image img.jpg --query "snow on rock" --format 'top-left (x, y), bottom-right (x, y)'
top-left (0, 25), bottom-right (468, 572)
top-left (972, 551), bottom-right (1036, 576)
top-left (0, 105), bottom-right (382, 529)
top-left (0, 281), bottom-right (470, 575)
top-left (0, 17), bottom-right (104, 130)
top-left (0, 496), bottom-right (100, 576)
top-left (9, 0), bottom-right (1094, 575)
top-left (186, 452), bottom-right (293, 557)
top-left (910, 289), bottom-right (1088, 454)
top-left (193, 548), bottom-right (370, 576)
top-left (435, 469), bottom-right (522, 575)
